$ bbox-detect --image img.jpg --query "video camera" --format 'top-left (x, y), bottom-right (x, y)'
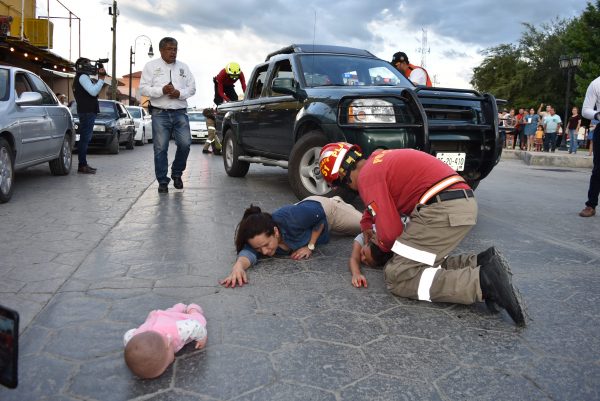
top-left (75, 58), bottom-right (109, 75)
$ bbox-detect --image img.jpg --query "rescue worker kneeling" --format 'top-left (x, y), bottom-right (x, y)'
top-left (319, 143), bottom-right (526, 326)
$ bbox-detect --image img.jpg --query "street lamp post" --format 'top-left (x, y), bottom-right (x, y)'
top-left (559, 54), bottom-right (583, 149)
top-left (128, 35), bottom-right (154, 105)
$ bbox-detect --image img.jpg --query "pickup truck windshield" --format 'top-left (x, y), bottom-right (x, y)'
top-left (298, 54), bottom-right (410, 88)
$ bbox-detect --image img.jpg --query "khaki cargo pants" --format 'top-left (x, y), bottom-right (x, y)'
top-left (303, 195), bottom-right (362, 236)
top-left (384, 195), bottom-right (482, 304)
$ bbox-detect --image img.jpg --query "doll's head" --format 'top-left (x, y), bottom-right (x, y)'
top-left (124, 331), bottom-right (174, 379)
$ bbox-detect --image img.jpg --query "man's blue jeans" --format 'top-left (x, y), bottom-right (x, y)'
top-left (569, 129), bottom-right (578, 153)
top-left (77, 112), bottom-right (96, 167)
top-left (151, 109), bottom-right (191, 185)
top-left (544, 132), bottom-right (557, 152)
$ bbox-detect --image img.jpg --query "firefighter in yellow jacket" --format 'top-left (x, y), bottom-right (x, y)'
top-left (202, 108), bottom-right (222, 155)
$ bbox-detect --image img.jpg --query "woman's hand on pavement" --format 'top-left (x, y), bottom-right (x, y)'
top-left (219, 265), bottom-right (247, 288)
top-left (291, 247), bottom-right (312, 260)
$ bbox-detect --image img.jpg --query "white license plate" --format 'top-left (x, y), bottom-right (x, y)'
top-left (436, 152), bottom-right (465, 171)
top-left (75, 134), bottom-right (80, 142)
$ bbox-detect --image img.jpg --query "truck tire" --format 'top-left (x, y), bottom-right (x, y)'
top-left (288, 130), bottom-right (332, 200)
top-left (0, 138), bottom-right (14, 203)
top-left (109, 132), bottom-right (120, 154)
top-left (125, 131), bottom-right (135, 150)
top-left (467, 179), bottom-right (480, 190)
top-left (223, 130), bottom-right (249, 177)
top-left (49, 133), bottom-right (72, 175)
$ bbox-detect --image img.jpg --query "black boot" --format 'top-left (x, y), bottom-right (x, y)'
top-left (477, 247), bottom-right (501, 313)
top-left (479, 253), bottom-right (526, 326)
top-left (477, 246), bottom-right (498, 267)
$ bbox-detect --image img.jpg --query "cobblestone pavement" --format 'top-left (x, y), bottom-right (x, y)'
top-left (1, 144), bottom-right (599, 400)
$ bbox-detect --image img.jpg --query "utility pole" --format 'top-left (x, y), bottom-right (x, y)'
top-left (109, 0), bottom-right (118, 100)
top-left (416, 28), bottom-right (430, 68)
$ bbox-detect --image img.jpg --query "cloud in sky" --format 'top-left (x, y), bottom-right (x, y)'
top-left (44, 0), bottom-right (587, 106)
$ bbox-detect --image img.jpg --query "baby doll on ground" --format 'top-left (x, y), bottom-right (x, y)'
top-left (123, 303), bottom-right (207, 379)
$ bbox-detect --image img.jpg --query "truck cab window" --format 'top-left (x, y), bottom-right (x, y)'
top-left (248, 66), bottom-right (268, 100)
top-left (270, 60), bottom-right (294, 96)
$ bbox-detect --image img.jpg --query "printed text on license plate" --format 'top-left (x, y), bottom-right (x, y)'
top-left (436, 152), bottom-right (465, 171)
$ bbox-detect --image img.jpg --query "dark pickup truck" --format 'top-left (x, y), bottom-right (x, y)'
top-left (216, 44), bottom-right (502, 200)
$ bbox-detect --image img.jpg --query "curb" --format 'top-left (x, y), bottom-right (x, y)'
top-left (501, 149), bottom-right (593, 168)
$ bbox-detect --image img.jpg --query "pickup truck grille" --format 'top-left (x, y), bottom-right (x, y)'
top-left (423, 105), bottom-right (478, 123)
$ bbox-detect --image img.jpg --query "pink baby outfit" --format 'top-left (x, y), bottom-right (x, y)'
top-left (124, 303), bottom-right (207, 352)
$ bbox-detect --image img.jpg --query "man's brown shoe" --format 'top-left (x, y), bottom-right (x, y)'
top-left (579, 206), bottom-right (596, 217)
top-left (77, 165), bottom-right (96, 174)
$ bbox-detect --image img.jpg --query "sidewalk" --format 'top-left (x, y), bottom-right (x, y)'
top-left (502, 147), bottom-right (594, 168)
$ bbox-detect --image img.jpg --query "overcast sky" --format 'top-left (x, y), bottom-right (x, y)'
top-left (41, 0), bottom-right (586, 107)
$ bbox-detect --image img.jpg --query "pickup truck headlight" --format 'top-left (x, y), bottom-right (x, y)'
top-left (347, 99), bottom-right (395, 124)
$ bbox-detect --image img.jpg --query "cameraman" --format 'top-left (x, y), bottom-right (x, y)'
top-left (73, 57), bottom-right (107, 174)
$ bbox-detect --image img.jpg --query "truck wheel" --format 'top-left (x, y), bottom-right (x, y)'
top-left (223, 130), bottom-right (249, 177)
top-left (288, 130), bottom-right (332, 200)
top-left (49, 133), bottom-right (72, 175)
top-left (125, 131), bottom-right (135, 150)
top-left (467, 179), bottom-right (480, 190)
top-left (109, 133), bottom-right (120, 154)
top-left (0, 138), bottom-right (14, 203)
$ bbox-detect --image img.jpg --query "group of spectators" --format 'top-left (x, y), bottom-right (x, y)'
top-left (499, 104), bottom-right (593, 155)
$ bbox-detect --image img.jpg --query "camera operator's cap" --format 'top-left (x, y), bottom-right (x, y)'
top-left (391, 51), bottom-right (409, 64)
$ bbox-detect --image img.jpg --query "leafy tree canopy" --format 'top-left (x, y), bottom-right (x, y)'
top-left (471, 1), bottom-right (600, 119)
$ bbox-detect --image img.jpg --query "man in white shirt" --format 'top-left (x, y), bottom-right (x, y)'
top-left (139, 37), bottom-right (196, 193)
top-left (579, 76), bottom-right (600, 217)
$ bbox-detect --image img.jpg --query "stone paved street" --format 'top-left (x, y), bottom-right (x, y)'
top-left (1, 144), bottom-right (599, 400)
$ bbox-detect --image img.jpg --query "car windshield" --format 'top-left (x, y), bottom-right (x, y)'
top-left (126, 107), bottom-right (141, 118)
top-left (298, 54), bottom-right (410, 88)
top-left (98, 101), bottom-right (118, 118)
top-left (0, 68), bottom-right (9, 101)
top-left (188, 113), bottom-right (206, 122)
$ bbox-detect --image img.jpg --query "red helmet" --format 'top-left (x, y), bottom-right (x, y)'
top-left (319, 142), bottom-right (363, 185)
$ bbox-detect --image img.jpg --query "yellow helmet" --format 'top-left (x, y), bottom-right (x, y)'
top-left (225, 62), bottom-right (241, 77)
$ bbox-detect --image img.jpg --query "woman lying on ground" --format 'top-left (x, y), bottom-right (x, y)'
top-left (220, 196), bottom-right (361, 288)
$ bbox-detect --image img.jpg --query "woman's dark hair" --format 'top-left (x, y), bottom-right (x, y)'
top-left (234, 205), bottom-right (277, 252)
top-left (369, 242), bottom-right (393, 267)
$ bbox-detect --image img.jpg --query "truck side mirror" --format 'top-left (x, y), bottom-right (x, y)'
top-left (272, 78), bottom-right (306, 100)
top-left (272, 77), bottom-right (296, 95)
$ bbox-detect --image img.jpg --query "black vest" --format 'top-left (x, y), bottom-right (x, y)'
top-left (73, 73), bottom-right (100, 113)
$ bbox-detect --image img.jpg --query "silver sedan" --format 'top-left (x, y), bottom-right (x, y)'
top-left (0, 65), bottom-right (75, 203)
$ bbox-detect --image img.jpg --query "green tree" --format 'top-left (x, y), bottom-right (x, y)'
top-left (471, 1), bottom-right (600, 117)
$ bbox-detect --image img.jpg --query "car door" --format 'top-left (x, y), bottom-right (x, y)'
top-left (13, 71), bottom-right (51, 165)
top-left (259, 59), bottom-right (301, 156)
top-left (236, 64), bottom-right (268, 152)
top-left (27, 72), bottom-right (68, 158)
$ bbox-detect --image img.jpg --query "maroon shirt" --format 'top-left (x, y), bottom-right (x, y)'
top-left (357, 149), bottom-right (470, 252)
top-left (568, 114), bottom-right (582, 130)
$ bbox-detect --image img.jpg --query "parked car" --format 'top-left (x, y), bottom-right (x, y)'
top-left (70, 100), bottom-right (136, 154)
top-left (188, 110), bottom-right (208, 143)
top-left (216, 44), bottom-right (502, 199)
top-left (0, 65), bottom-right (75, 203)
top-left (126, 105), bottom-right (153, 146)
